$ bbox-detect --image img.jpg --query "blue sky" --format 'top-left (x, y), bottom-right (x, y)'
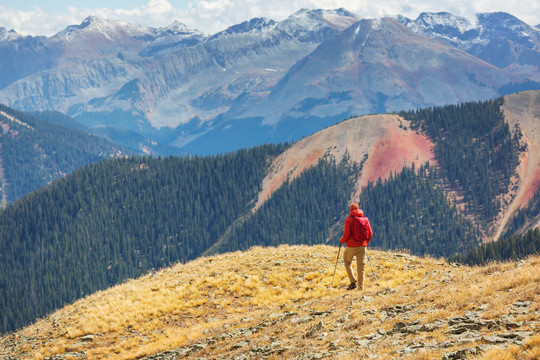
top-left (1, 0), bottom-right (539, 36)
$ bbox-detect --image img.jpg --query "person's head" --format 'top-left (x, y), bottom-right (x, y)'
top-left (350, 203), bottom-right (364, 216)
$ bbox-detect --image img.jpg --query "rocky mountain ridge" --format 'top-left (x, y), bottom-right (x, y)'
top-left (395, 11), bottom-right (540, 70)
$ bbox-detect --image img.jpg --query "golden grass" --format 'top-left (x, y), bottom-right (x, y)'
top-left (1, 245), bottom-right (539, 360)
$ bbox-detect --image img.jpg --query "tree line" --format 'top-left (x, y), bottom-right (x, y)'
top-left (449, 228), bottom-right (540, 265)
top-left (214, 158), bottom-right (480, 258)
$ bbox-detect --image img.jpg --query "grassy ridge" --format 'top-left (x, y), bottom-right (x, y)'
top-left (2, 245), bottom-right (538, 359)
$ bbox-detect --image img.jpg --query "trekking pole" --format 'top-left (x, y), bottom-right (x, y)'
top-left (331, 243), bottom-right (342, 285)
top-left (366, 251), bottom-right (379, 286)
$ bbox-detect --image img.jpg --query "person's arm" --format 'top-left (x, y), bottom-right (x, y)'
top-left (366, 219), bottom-right (373, 242)
top-left (340, 218), bottom-right (351, 244)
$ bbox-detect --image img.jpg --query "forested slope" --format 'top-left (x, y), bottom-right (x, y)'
top-left (449, 228), bottom-right (540, 265)
top-left (0, 145), bottom-right (284, 333)
top-left (0, 105), bottom-right (127, 203)
top-left (215, 160), bottom-right (480, 258)
top-left (400, 98), bottom-right (522, 223)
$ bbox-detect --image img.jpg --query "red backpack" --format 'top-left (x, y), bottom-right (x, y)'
top-left (351, 216), bottom-right (372, 242)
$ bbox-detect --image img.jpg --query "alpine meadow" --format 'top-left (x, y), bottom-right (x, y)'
top-left (1, 6), bottom-right (540, 360)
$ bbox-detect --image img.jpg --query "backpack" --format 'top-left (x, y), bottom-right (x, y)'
top-left (351, 216), bottom-right (372, 242)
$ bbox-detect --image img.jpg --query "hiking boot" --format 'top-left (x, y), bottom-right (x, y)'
top-left (347, 281), bottom-right (357, 290)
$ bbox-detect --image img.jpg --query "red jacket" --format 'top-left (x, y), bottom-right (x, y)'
top-left (340, 209), bottom-right (373, 247)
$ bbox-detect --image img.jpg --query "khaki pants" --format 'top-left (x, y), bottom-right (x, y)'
top-left (343, 246), bottom-right (366, 290)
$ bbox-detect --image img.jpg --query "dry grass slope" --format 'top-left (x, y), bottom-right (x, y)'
top-left (1, 245), bottom-right (539, 360)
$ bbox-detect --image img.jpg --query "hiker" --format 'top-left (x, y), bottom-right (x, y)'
top-left (340, 203), bottom-right (373, 290)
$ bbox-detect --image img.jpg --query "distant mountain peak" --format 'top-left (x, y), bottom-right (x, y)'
top-left (0, 27), bottom-right (22, 41)
top-left (397, 11), bottom-right (540, 50)
top-left (208, 17), bottom-right (276, 40)
top-left (155, 20), bottom-right (204, 36)
top-left (54, 15), bottom-right (152, 39)
top-left (414, 11), bottom-right (478, 32)
top-left (80, 15), bottom-right (101, 28)
top-left (275, 8), bottom-right (357, 40)
top-left (313, 7), bottom-right (360, 31)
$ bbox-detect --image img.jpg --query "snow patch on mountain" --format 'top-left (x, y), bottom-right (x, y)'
top-left (0, 27), bottom-right (22, 41)
top-left (398, 11), bottom-right (540, 50)
top-left (54, 16), bottom-right (154, 40)
top-left (314, 8), bottom-right (359, 31)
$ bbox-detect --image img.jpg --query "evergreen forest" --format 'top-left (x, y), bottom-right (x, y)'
top-left (400, 98), bottom-right (521, 222)
top-left (449, 228), bottom-right (540, 265)
top-left (212, 154), bottom-right (361, 253)
top-left (0, 145), bottom-right (284, 333)
top-left (357, 164), bottom-right (480, 256)
top-left (216, 161), bottom-right (480, 258)
top-left (0, 106), bottom-right (127, 202)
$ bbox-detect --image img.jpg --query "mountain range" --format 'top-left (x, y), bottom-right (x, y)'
top-left (0, 9), bottom-right (538, 155)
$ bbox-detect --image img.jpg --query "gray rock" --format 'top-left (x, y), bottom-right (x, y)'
top-left (477, 304), bottom-right (489, 311)
top-left (291, 315), bottom-right (314, 324)
top-left (310, 310), bottom-right (332, 317)
top-left (253, 342), bottom-right (290, 356)
top-left (499, 318), bottom-right (521, 329)
top-left (383, 287), bottom-right (399, 295)
top-left (436, 340), bottom-right (455, 348)
top-left (363, 332), bottom-right (383, 340)
top-left (382, 304), bottom-right (417, 318)
top-left (296, 352), bottom-right (332, 360)
top-left (395, 342), bottom-right (428, 354)
top-left (328, 341), bottom-right (340, 351)
top-left (317, 332), bottom-right (329, 340)
top-left (445, 323), bottom-right (482, 335)
top-left (512, 301), bottom-right (533, 308)
top-left (80, 335), bottom-right (95, 342)
top-left (304, 321), bottom-right (324, 338)
top-left (350, 337), bottom-right (371, 348)
top-left (481, 335), bottom-right (508, 344)
top-left (230, 341), bottom-right (249, 350)
top-left (231, 355), bottom-right (249, 360)
top-left (443, 347), bottom-right (477, 360)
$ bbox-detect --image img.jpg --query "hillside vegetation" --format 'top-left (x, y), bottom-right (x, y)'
top-left (400, 98), bottom-right (521, 223)
top-left (0, 105), bottom-right (127, 203)
top-left (450, 228), bottom-right (540, 265)
top-left (1, 245), bottom-right (538, 359)
top-left (0, 145), bottom-right (284, 334)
